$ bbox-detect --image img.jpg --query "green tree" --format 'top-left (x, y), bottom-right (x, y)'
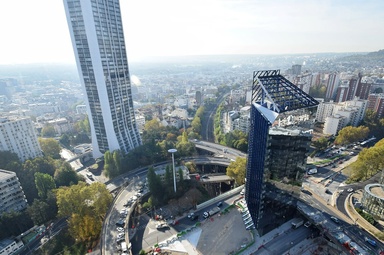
top-left (59, 134), bottom-right (71, 148)
top-left (54, 162), bottom-right (80, 187)
top-left (41, 125), bottom-right (56, 137)
top-left (146, 167), bottom-right (163, 205)
top-left (56, 182), bottom-right (112, 243)
top-left (39, 138), bottom-right (62, 159)
top-left (226, 157), bottom-right (247, 185)
top-left (334, 126), bottom-right (369, 145)
top-left (35, 172), bottom-right (56, 199)
top-left (312, 137), bottom-right (329, 150)
top-left (27, 199), bottom-right (51, 225)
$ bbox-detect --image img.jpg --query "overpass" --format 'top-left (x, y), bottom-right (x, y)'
top-left (66, 150), bottom-right (93, 163)
top-left (191, 140), bottom-right (247, 160)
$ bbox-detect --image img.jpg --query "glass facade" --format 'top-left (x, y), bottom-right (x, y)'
top-left (361, 183), bottom-right (384, 220)
top-left (64, 0), bottom-right (141, 157)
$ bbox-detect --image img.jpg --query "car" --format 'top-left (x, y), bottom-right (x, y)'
top-left (330, 216), bottom-right (340, 224)
top-left (187, 212), bottom-right (195, 218)
top-left (304, 221), bottom-right (311, 228)
top-left (116, 227), bottom-right (124, 232)
top-left (217, 201), bottom-right (223, 207)
top-left (156, 223), bottom-right (169, 230)
top-left (190, 214), bottom-right (199, 221)
top-left (117, 232), bottom-right (125, 238)
top-left (347, 188), bottom-right (354, 193)
top-left (365, 237), bottom-right (377, 247)
top-left (325, 189), bottom-right (333, 195)
top-left (201, 175), bottom-right (209, 179)
top-left (116, 237), bottom-right (125, 243)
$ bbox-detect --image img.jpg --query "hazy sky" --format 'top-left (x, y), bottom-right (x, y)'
top-left (0, 0), bottom-right (383, 64)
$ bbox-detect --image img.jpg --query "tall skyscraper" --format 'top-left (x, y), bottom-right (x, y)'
top-left (63, 0), bottom-right (141, 158)
top-left (245, 70), bottom-right (318, 231)
top-left (325, 72), bottom-right (340, 101)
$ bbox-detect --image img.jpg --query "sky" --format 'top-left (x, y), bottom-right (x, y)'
top-left (0, 0), bottom-right (383, 65)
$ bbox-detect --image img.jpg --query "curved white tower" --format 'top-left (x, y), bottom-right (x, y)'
top-left (63, 0), bottom-right (141, 158)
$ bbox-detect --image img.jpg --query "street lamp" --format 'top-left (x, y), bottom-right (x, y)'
top-left (168, 149), bottom-right (177, 193)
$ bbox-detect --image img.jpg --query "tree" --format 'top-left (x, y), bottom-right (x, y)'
top-left (27, 199), bottom-right (51, 225)
top-left (54, 162), bottom-right (80, 187)
top-left (39, 138), bottom-right (62, 159)
top-left (334, 126), bottom-right (369, 145)
top-left (56, 182), bottom-right (112, 243)
top-left (312, 137), bottom-right (329, 150)
top-left (146, 167), bottom-right (163, 205)
top-left (59, 134), bottom-right (71, 148)
top-left (35, 172), bottom-right (56, 199)
top-left (226, 157), bottom-right (247, 185)
top-left (41, 125), bottom-right (56, 137)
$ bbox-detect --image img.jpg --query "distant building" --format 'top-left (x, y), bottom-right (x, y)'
top-left (47, 118), bottom-right (74, 136)
top-left (323, 115), bottom-right (347, 136)
top-left (367, 93), bottom-right (384, 119)
top-left (335, 85), bottom-right (349, 102)
top-left (0, 169), bottom-right (28, 214)
top-left (346, 75), bottom-right (362, 101)
top-left (291, 64), bottom-right (302, 76)
top-left (0, 116), bottom-right (42, 162)
top-left (75, 105), bottom-right (87, 115)
top-left (153, 165), bottom-right (189, 183)
top-left (325, 72), bottom-right (340, 101)
top-left (315, 99), bottom-right (335, 123)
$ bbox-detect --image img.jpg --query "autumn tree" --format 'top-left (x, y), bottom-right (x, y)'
top-left (334, 126), bottom-right (369, 145)
top-left (39, 138), bottom-right (62, 159)
top-left (41, 125), bottom-right (56, 137)
top-left (56, 182), bottom-right (112, 244)
top-left (348, 138), bottom-right (384, 182)
top-left (226, 157), bottom-right (247, 185)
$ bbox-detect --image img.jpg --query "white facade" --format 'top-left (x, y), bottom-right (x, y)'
top-left (0, 116), bottom-right (42, 162)
top-left (0, 238), bottom-right (24, 255)
top-left (0, 169), bottom-right (27, 214)
top-left (64, 0), bottom-right (142, 158)
top-left (323, 115), bottom-right (347, 135)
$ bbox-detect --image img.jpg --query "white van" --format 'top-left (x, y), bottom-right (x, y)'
top-left (121, 241), bottom-right (128, 252)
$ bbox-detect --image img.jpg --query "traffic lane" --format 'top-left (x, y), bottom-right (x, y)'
top-left (255, 226), bottom-right (311, 255)
top-left (343, 227), bottom-right (382, 254)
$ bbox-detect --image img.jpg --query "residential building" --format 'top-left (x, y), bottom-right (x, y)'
top-left (346, 75), bottom-right (362, 101)
top-left (0, 116), bottom-right (42, 162)
top-left (63, 0), bottom-right (142, 158)
top-left (335, 85), bottom-right (349, 102)
top-left (325, 72), bottom-right (340, 101)
top-left (323, 115), bottom-right (347, 135)
top-left (47, 118), bottom-right (74, 136)
top-left (315, 99), bottom-right (334, 123)
top-left (0, 169), bottom-right (27, 214)
top-left (355, 82), bottom-right (371, 100)
top-left (291, 64), bottom-right (302, 76)
top-left (245, 70), bottom-right (318, 231)
top-left (367, 93), bottom-right (384, 119)
top-left (0, 238), bottom-right (24, 255)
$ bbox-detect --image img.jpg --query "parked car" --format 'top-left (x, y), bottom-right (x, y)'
top-left (347, 188), bottom-right (354, 193)
top-left (217, 201), bottom-right (223, 207)
top-left (190, 214), bottom-right (199, 221)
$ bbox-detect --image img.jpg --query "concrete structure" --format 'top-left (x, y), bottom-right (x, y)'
top-left (0, 116), bottom-right (42, 162)
top-left (323, 115), bottom-right (347, 135)
top-left (245, 70), bottom-right (318, 231)
top-left (0, 238), bottom-right (24, 255)
top-left (0, 169), bottom-right (27, 214)
top-left (361, 183), bottom-right (384, 220)
top-left (63, 0), bottom-right (142, 158)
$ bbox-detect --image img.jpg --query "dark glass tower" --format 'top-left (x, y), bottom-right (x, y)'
top-left (63, 0), bottom-right (142, 158)
top-left (245, 70), bottom-right (318, 230)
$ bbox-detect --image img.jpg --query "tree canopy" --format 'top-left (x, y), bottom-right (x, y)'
top-left (334, 126), bottom-right (369, 145)
top-left (55, 182), bottom-right (112, 243)
top-left (39, 138), bottom-right (62, 159)
top-left (226, 157), bottom-right (247, 185)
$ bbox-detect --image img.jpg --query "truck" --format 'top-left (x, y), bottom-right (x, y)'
top-left (203, 206), bottom-right (221, 218)
top-left (291, 218), bottom-right (304, 229)
top-left (307, 168), bottom-right (317, 175)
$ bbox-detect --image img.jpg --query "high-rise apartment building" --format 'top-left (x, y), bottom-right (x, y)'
top-left (0, 116), bottom-right (42, 162)
top-left (245, 70), bottom-right (318, 231)
top-left (325, 72), bottom-right (340, 101)
top-left (63, 0), bottom-right (142, 158)
top-left (0, 169), bottom-right (27, 214)
top-left (367, 93), bottom-right (384, 119)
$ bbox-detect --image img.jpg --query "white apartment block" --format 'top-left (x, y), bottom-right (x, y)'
top-left (76, 105), bottom-right (87, 114)
top-left (0, 116), bottom-right (42, 162)
top-left (0, 169), bottom-right (27, 214)
top-left (0, 238), bottom-right (24, 255)
top-left (315, 99), bottom-right (335, 123)
top-left (323, 115), bottom-right (347, 136)
top-left (223, 106), bottom-right (251, 134)
top-left (47, 118), bottom-right (74, 136)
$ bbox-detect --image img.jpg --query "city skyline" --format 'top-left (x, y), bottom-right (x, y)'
top-left (0, 0), bottom-right (383, 65)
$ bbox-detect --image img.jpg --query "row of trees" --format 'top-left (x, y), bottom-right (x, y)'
top-left (348, 138), bottom-right (384, 182)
